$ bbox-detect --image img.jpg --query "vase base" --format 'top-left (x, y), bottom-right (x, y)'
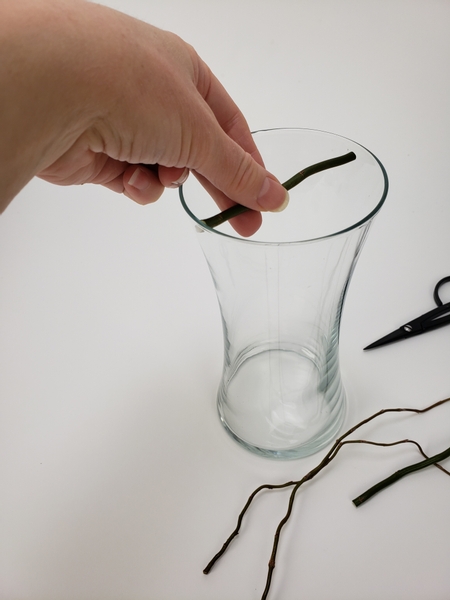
top-left (217, 346), bottom-right (347, 460)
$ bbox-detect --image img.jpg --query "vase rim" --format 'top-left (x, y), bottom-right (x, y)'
top-left (179, 127), bottom-right (389, 246)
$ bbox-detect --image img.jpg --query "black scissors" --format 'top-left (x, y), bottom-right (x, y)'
top-left (364, 276), bottom-right (450, 350)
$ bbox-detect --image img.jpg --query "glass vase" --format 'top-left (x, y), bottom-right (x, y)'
top-left (180, 128), bottom-right (388, 459)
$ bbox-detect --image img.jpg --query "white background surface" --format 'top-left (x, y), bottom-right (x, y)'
top-left (1, 1), bottom-right (450, 599)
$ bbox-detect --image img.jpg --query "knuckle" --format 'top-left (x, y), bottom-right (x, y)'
top-left (228, 150), bottom-right (262, 200)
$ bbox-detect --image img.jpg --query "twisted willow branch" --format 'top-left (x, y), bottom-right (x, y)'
top-left (203, 396), bottom-right (450, 600)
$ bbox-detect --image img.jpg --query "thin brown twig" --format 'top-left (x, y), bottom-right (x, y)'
top-left (203, 396), bottom-right (450, 600)
top-left (203, 481), bottom-right (298, 574)
top-left (261, 436), bottom-right (450, 599)
top-left (339, 438), bottom-right (450, 476)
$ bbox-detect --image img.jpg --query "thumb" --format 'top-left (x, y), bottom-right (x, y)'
top-left (193, 126), bottom-right (289, 214)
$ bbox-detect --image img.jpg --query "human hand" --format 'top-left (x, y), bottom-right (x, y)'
top-left (2, 0), bottom-right (288, 235)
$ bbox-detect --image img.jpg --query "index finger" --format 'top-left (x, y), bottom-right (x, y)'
top-left (197, 64), bottom-right (265, 167)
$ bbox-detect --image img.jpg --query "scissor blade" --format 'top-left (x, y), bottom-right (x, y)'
top-left (364, 325), bottom-right (421, 350)
top-left (365, 302), bottom-right (450, 350)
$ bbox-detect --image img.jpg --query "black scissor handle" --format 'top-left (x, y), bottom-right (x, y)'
top-left (433, 276), bottom-right (450, 307)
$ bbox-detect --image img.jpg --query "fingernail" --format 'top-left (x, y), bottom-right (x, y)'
top-left (128, 167), bottom-right (150, 191)
top-left (257, 177), bottom-right (290, 212)
top-left (271, 190), bottom-right (290, 212)
top-left (169, 168), bottom-right (189, 188)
